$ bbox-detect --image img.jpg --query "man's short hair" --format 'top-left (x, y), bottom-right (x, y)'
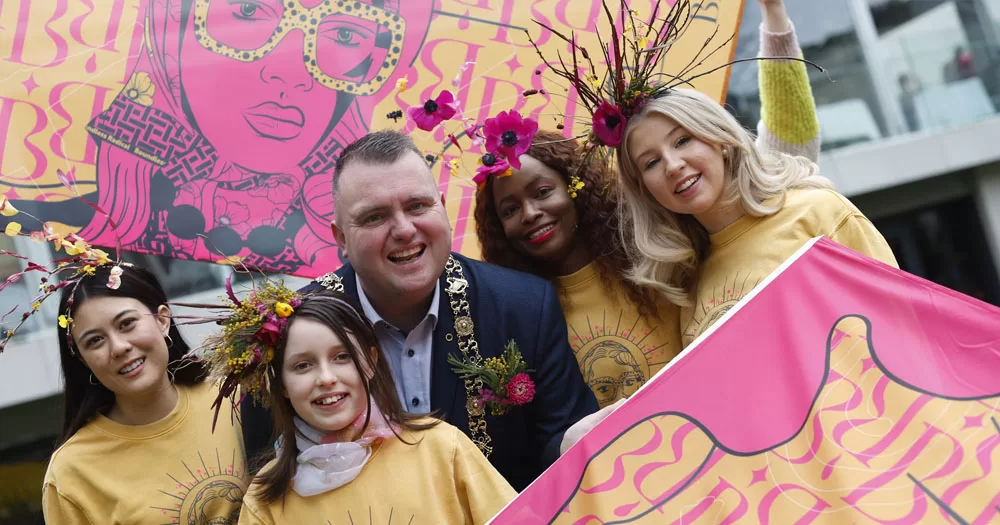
top-left (333, 130), bottom-right (424, 197)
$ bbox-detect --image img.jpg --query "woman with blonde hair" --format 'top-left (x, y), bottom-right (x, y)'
top-left (616, 88), bottom-right (897, 346)
top-left (475, 0), bottom-right (827, 405)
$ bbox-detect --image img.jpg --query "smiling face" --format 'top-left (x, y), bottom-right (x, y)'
top-left (282, 318), bottom-right (371, 434)
top-left (491, 155), bottom-right (580, 265)
top-left (627, 112), bottom-right (728, 222)
top-left (332, 151), bottom-right (451, 312)
top-left (181, 0), bottom-right (361, 173)
top-left (70, 296), bottom-right (172, 401)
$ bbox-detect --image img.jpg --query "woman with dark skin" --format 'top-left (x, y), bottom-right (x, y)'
top-left (475, 0), bottom-right (822, 406)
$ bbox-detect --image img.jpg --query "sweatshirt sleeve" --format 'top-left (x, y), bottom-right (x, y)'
top-left (755, 22), bottom-right (821, 162)
top-left (42, 482), bottom-right (94, 525)
top-left (830, 214), bottom-right (899, 268)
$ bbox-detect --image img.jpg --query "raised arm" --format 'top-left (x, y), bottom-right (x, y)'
top-left (755, 0), bottom-right (821, 161)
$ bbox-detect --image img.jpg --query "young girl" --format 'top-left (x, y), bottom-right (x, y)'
top-left (474, 0), bottom-right (822, 407)
top-left (43, 266), bottom-right (248, 524)
top-left (617, 89), bottom-right (898, 347)
top-left (237, 291), bottom-right (515, 524)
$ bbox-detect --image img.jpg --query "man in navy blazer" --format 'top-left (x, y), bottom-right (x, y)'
top-left (242, 130), bottom-right (599, 490)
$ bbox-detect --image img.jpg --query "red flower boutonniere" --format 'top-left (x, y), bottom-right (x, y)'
top-left (448, 339), bottom-right (535, 415)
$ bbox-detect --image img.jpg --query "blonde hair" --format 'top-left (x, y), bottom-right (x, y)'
top-left (616, 88), bottom-right (832, 307)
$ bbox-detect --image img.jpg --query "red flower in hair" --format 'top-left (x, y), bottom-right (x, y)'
top-left (407, 90), bottom-right (460, 131)
top-left (254, 320), bottom-right (281, 347)
top-left (483, 111), bottom-right (538, 169)
top-left (472, 153), bottom-right (512, 189)
top-left (592, 100), bottom-right (626, 147)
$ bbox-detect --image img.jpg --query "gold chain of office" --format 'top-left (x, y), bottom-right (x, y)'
top-left (443, 256), bottom-right (493, 458)
top-left (313, 256), bottom-right (493, 457)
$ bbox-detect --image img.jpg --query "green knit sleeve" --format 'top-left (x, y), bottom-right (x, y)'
top-left (756, 23), bottom-right (821, 161)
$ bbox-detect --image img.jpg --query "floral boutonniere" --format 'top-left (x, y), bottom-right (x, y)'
top-left (448, 339), bottom-right (535, 415)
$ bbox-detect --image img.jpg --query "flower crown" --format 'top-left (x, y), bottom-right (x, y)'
top-left (525, 0), bottom-right (820, 158)
top-left (184, 275), bottom-right (304, 429)
top-left (526, 0), bottom-right (716, 151)
top-left (0, 170), bottom-right (133, 355)
top-left (473, 110), bottom-right (539, 189)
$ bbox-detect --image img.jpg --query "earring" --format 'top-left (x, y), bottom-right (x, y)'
top-left (89, 373), bottom-right (99, 386)
top-left (164, 334), bottom-right (174, 348)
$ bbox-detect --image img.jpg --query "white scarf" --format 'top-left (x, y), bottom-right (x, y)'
top-left (280, 401), bottom-right (398, 497)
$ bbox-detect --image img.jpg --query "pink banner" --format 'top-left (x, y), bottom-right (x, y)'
top-left (492, 237), bottom-right (1000, 524)
top-left (0, 0), bottom-right (744, 276)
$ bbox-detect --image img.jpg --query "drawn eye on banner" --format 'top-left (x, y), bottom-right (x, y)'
top-left (0, 0), bottom-right (742, 277)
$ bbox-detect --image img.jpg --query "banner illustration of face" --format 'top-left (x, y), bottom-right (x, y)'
top-left (491, 238), bottom-right (1000, 524)
top-left (0, 0), bottom-right (743, 276)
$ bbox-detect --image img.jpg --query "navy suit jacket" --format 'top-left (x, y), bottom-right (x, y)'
top-left (242, 253), bottom-right (598, 490)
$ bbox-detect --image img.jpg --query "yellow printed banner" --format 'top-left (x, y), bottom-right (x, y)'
top-left (0, 0), bottom-right (743, 277)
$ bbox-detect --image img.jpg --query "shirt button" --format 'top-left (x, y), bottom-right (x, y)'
top-left (411, 397), bottom-right (419, 407)
top-left (407, 349), bottom-right (415, 357)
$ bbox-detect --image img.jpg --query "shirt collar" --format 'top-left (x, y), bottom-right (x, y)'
top-left (355, 274), bottom-right (440, 332)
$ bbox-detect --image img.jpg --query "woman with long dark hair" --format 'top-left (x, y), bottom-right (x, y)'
top-left (43, 266), bottom-right (248, 525)
top-left (238, 291), bottom-right (514, 524)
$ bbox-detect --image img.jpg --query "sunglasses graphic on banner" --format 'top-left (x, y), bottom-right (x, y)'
top-left (193, 0), bottom-right (406, 96)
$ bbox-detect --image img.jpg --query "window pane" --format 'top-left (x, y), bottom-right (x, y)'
top-left (727, 0), bottom-right (888, 152)
top-left (870, 0), bottom-right (1000, 133)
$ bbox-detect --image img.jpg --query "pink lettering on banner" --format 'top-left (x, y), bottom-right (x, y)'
top-left (669, 477), bottom-right (749, 525)
top-left (555, 0), bottom-right (602, 32)
top-left (8, 0), bottom-right (71, 68)
top-left (757, 484), bottom-right (832, 525)
top-left (69, 0), bottom-right (127, 53)
top-left (476, 76), bottom-right (528, 126)
top-left (48, 81), bottom-right (114, 165)
top-left (417, 38), bottom-right (485, 143)
top-left (0, 98), bottom-right (49, 181)
top-left (526, 4), bottom-right (555, 48)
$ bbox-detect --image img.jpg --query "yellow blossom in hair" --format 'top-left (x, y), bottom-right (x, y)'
top-left (568, 175), bottom-right (585, 198)
top-left (81, 265), bottom-right (96, 277)
top-left (4, 222), bottom-right (21, 237)
top-left (274, 302), bottom-right (293, 318)
top-left (0, 197), bottom-right (18, 217)
top-left (91, 248), bottom-right (111, 265)
top-left (64, 240), bottom-right (89, 256)
top-left (396, 78), bottom-right (408, 92)
top-left (448, 159), bottom-right (459, 177)
top-left (58, 315), bottom-right (72, 329)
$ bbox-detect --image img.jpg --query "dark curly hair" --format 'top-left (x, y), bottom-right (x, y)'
top-left (474, 130), bottom-right (660, 318)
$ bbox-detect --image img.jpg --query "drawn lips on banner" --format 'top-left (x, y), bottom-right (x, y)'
top-left (0, 0), bottom-right (742, 276)
top-left (243, 102), bottom-right (308, 141)
top-left (491, 238), bottom-right (1000, 524)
